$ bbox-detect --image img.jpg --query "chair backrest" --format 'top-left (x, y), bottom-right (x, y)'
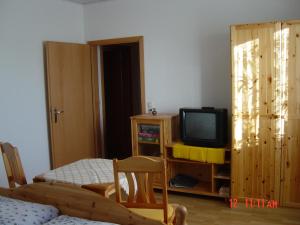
top-left (0, 142), bottom-right (27, 188)
top-left (113, 156), bottom-right (168, 223)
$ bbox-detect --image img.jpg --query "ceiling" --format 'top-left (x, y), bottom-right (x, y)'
top-left (64, 0), bottom-right (110, 4)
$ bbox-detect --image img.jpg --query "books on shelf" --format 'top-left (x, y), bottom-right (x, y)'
top-left (138, 125), bottom-right (160, 143)
top-left (138, 136), bottom-right (159, 143)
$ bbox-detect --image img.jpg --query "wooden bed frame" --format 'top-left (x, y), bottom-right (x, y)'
top-left (0, 183), bottom-right (187, 225)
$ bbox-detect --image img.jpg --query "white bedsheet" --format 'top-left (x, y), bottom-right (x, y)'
top-left (39, 159), bottom-right (129, 193)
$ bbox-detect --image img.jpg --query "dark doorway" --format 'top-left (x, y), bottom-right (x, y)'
top-left (102, 43), bottom-right (142, 159)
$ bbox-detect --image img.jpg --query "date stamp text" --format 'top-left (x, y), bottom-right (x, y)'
top-left (229, 198), bottom-right (279, 208)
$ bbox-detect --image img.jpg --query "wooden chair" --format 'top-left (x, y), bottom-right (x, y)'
top-left (0, 142), bottom-right (27, 188)
top-left (113, 156), bottom-right (176, 225)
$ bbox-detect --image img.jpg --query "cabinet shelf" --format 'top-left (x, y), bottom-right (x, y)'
top-left (167, 158), bottom-right (230, 165)
top-left (167, 158), bottom-right (211, 165)
top-left (138, 141), bottom-right (160, 145)
top-left (214, 175), bottom-right (231, 180)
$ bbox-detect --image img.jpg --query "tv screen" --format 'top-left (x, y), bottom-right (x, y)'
top-left (185, 112), bottom-right (216, 140)
top-left (180, 107), bottom-right (227, 148)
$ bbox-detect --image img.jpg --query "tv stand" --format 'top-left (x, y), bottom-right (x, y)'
top-left (165, 143), bottom-right (231, 198)
top-left (131, 114), bottom-right (231, 198)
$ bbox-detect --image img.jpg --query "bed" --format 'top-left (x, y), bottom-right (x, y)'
top-left (0, 182), bottom-right (187, 225)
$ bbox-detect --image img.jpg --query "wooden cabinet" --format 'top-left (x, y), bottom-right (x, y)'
top-left (131, 114), bottom-right (178, 187)
top-left (131, 114), bottom-right (231, 198)
top-left (231, 20), bottom-right (300, 207)
top-left (131, 114), bottom-right (178, 158)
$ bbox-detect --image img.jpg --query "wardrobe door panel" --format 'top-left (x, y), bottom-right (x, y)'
top-left (231, 23), bottom-right (282, 200)
top-left (281, 22), bottom-right (300, 207)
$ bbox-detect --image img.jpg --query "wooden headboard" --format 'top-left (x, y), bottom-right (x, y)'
top-left (0, 183), bottom-right (187, 225)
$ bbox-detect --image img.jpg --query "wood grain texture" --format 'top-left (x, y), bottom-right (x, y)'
top-left (131, 114), bottom-right (179, 188)
top-left (0, 142), bottom-right (27, 188)
top-left (90, 45), bottom-right (102, 158)
top-left (166, 193), bottom-right (300, 225)
top-left (0, 183), bottom-right (174, 225)
top-left (131, 114), bottom-right (178, 156)
top-left (131, 114), bottom-right (230, 197)
top-left (280, 22), bottom-right (300, 207)
top-left (88, 36), bottom-right (143, 46)
top-left (113, 156), bottom-right (173, 224)
top-left (45, 42), bottom-right (96, 168)
top-left (231, 23), bottom-right (282, 200)
top-left (138, 37), bottom-right (146, 113)
top-left (231, 20), bottom-right (300, 207)
top-left (33, 177), bottom-right (115, 198)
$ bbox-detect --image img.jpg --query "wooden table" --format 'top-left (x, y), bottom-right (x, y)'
top-left (33, 158), bottom-right (127, 198)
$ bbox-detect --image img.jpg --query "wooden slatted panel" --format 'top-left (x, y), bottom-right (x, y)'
top-left (136, 173), bottom-right (148, 203)
top-left (273, 23), bottom-right (283, 203)
top-left (281, 22), bottom-right (300, 207)
top-left (231, 23), bottom-right (282, 200)
top-left (125, 172), bottom-right (135, 203)
top-left (112, 156), bottom-right (170, 222)
top-left (147, 173), bottom-right (156, 204)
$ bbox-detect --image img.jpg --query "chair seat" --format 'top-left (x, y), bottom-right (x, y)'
top-left (129, 204), bottom-right (175, 224)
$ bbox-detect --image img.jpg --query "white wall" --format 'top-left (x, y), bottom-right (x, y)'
top-left (1, 0), bottom-right (299, 188)
top-left (83, 0), bottom-right (300, 113)
top-left (0, 0), bottom-right (85, 187)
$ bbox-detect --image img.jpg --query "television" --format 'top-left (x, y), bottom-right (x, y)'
top-left (180, 107), bottom-right (228, 148)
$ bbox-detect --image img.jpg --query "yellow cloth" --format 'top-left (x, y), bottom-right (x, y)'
top-left (172, 143), bottom-right (225, 164)
top-left (206, 148), bottom-right (225, 164)
top-left (129, 204), bottom-right (174, 223)
top-left (173, 143), bottom-right (190, 159)
top-left (189, 146), bottom-right (207, 162)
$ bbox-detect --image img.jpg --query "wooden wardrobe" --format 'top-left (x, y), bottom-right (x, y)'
top-left (231, 20), bottom-right (300, 207)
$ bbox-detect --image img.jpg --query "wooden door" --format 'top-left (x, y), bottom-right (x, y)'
top-left (231, 23), bottom-right (282, 200)
top-left (280, 22), bottom-right (300, 207)
top-left (45, 42), bottom-right (97, 168)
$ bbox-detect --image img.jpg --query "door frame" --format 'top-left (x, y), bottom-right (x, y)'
top-left (88, 36), bottom-right (146, 158)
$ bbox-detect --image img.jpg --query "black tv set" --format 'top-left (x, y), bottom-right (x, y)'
top-left (180, 107), bottom-right (228, 148)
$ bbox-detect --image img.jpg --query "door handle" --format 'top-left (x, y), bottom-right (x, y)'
top-left (53, 108), bottom-right (64, 123)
